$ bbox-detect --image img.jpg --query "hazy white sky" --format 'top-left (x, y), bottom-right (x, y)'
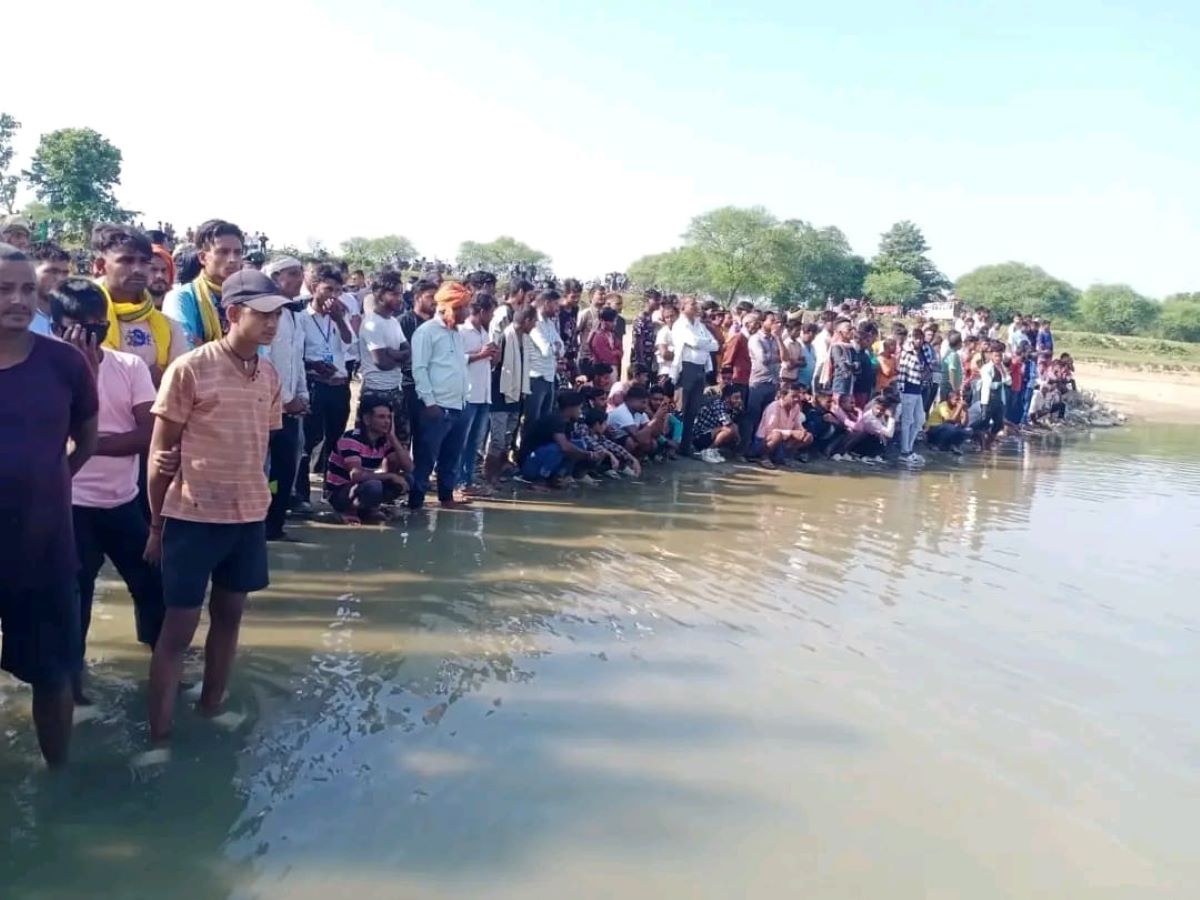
top-left (5, 0), bottom-right (1198, 295)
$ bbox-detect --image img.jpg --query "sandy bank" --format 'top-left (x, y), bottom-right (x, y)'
top-left (1076, 362), bottom-right (1200, 424)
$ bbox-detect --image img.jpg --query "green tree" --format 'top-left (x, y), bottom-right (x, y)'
top-left (954, 262), bottom-right (1079, 322)
top-left (871, 220), bottom-right (949, 303)
top-left (340, 234), bottom-right (418, 271)
top-left (457, 236), bottom-right (549, 272)
top-left (1076, 284), bottom-right (1159, 336)
top-left (767, 221), bottom-right (867, 309)
top-left (0, 113), bottom-right (19, 214)
top-left (684, 206), bottom-right (778, 304)
top-left (627, 247), bottom-right (708, 294)
top-left (863, 269), bottom-right (921, 307)
top-left (23, 127), bottom-right (134, 241)
top-left (1158, 295), bottom-right (1200, 342)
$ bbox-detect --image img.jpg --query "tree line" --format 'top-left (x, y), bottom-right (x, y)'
top-left (628, 205), bottom-right (1200, 343)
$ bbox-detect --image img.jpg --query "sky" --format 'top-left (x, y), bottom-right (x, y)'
top-left (4, 0), bottom-right (1198, 296)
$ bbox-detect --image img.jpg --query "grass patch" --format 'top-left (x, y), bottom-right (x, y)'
top-left (1057, 330), bottom-right (1200, 371)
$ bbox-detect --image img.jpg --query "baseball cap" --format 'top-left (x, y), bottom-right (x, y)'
top-left (264, 255), bottom-right (302, 277)
top-left (222, 270), bottom-right (291, 313)
top-left (1, 215), bottom-right (32, 235)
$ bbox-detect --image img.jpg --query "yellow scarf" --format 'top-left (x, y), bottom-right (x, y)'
top-left (192, 273), bottom-right (225, 343)
top-left (98, 281), bottom-right (173, 368)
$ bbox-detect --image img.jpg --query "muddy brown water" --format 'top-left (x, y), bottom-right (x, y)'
top-left (3, 425), bottom-right (1199, 899)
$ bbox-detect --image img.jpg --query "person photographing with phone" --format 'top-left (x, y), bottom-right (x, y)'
top-left (49, 279), bottom-right (167, 704)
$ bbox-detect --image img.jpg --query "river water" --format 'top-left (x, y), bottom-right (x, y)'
top-left (3, 426), bottom-right (1199, 899)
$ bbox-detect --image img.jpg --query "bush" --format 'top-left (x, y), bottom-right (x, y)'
top-left (1158, 299), bottom-right (1200, 343)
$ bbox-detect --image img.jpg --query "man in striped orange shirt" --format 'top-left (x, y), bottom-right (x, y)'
top-left (143, 270), bottom-right (287, 747)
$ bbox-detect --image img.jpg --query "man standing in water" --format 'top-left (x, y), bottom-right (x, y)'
top-left (144, 269), bottom-right (285, 747)
top-left (50, 279), bottom-right (165, 703)
top-left (0, 244), bottom-right (98, 767)
top-left (409, 281), bottom-right (471, 510)
top-left (671, 295), bottom-right (719, 456)
top-left (163, 219), bottom-right (245, 349)
top-left (264, 256), bottom-right (309, 541)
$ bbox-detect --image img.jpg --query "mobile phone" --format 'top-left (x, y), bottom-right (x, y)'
top-left (83, 323), bottom-right (110, 345)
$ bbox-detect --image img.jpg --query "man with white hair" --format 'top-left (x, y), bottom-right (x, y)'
top-left (264, 256), bottom-right (309, 540)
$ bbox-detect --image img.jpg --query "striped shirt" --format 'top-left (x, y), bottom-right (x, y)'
top-left (151, 342), bottom-right (282, 523)
top-left (325, 428), bottom-right (388, 491)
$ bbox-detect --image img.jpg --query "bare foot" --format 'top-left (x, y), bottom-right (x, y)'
top-left (439, 499), bottom-right (473, 510)
top-left (336, 513), bottom-right (362, 526)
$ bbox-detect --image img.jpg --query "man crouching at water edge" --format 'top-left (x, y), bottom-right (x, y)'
top-left (324, 395), bottom-right (414, 524)
top-left (750, 384), bottom-right (812, 470)
top-left (518, 390), bottom-right (605, 489)
top-left (0, 244), bottom-right (98, 767)
top-left (142, 270), bottom-right (286, 750)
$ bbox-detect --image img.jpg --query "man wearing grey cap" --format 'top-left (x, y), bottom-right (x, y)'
top-left (264, 256), bottom-right (309, 540)
top-left (143, 269), bottom-right (288, 747)
top-left (0, 215), bottom-right (33, 250)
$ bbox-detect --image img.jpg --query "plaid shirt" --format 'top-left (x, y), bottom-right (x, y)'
top-left (572, 420), bottom-right (637, 468)
top-left (559, 306), bottom-right (579, 359)
top-left (632, 311), bottom-right (657, 370)
top-left (694, 397), bottom-right (733, 437)
top-left (898, 341), bottom-right (937, 390)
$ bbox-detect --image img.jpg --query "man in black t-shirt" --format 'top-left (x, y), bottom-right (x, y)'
top-left (516, 391), bottom-right (599, 487)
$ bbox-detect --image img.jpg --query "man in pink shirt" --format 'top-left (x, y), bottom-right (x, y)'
top-left (752, 384), bottom-right (812, 469)
top-left (51, 280), bottom-right (167, 705)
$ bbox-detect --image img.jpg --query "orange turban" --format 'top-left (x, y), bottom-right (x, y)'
top-left (435, 281), bottom-right (471, 310)
top-left (152, 244), bottom-right (176, 285)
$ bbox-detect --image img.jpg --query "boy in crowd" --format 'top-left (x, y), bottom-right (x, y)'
top-left (589, 307), bottom-right (623, 371)
top-left (693, 384), bottom-right (743, 461)
top-left (51, 279), bottom-right (165, 704)
top-left (608, 384), bottom-right (669, 458)
top-left (296, 265), bottom-right (353, 510)
top-left (400, 279), bottom-right (438, 445)
top-left (457, 294), bottom-right (499, 494)
top-left (0, 244), bottom-right (98, 767)
top-left (324, 395), bottom-right (413, 523)
top-left (164, 219), bottom-right (245, 348)
top-left (485, 306), bottom-right (537, 485)
top-left (357, 271), bottom-right (411, 438)
top-left (264, 257), bottom-right (309, 541)
top-left (93, 223), bottom-right (188, 384)
top-left (29, 241), bottom-right (72, 336)
top-left (571, 407), bottom-right (641, 479)
top-left (519, 391), bottom-right (600, 487)
top-left (143, 269), bottom-right (287, 747)
top-left (926, 389), bottom-right (974, 453)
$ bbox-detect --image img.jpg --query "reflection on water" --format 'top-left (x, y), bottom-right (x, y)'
top-left (3, 427), bottom-right (1200, 899)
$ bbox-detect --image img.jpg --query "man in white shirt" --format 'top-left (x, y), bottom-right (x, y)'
top-left (265, 256), bottom-right (310, 539)
top-left (670, 296), bottom-right (719, 455)
top-left (296, 265), bottom-right (353, 509)
top-left (809, 311), bottom-right (836, 390)
top-left (409, 282), bottom-right (471, 510)
top-left (655, 305), bottom-right (677, 374)
top-left (357, 272), bottom-right (411, 440)
top-left (457, 293), bottom-right (499, 493)
top-left (525, 288), bottom-right (565, 425)
top-left (51, 279), bottom-right (165, 702)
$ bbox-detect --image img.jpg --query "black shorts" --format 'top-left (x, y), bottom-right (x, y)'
top-left (694, 431), bottom-right (716, 451)
top-left (162, 519), bottom-right (269, 609)
top-left (0, 578), bottom-right (81, 686)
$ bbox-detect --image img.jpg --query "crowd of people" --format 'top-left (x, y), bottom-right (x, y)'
top-left (0, 214), bottom-right (1086, 768)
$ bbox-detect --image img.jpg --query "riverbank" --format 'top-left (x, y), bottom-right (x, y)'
top-left (1077, 362), bottom-right (1200, 424)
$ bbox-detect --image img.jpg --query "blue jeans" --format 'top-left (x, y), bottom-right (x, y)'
top-left (527, 376), bottom-right (556, 424)
top-left (457, 402), bottom-right (491, 487)
top-left (410, 404), bottom-right (470, 509)
top-left (520, 442), bottom-right (565, 481)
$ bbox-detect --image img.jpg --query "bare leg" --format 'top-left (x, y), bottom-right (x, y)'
top-left (198, 588), bottom-right (247, 716)
top-left (32, 682), bottom-right (74, 768)
top-left (148, 607), bottom-right (203, 743)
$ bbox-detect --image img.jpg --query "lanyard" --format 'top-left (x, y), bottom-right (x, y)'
top-left (315, 314), bottom-right (333, 350)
